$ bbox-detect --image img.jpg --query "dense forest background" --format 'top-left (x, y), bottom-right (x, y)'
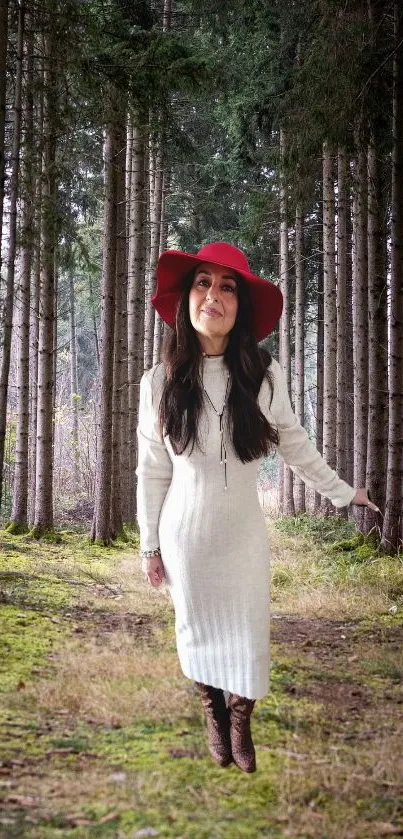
top-left (0, 0), bottom-right (402, 550)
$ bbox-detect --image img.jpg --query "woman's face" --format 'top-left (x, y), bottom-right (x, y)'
top-left (188, 262), bottom-right (238, 343)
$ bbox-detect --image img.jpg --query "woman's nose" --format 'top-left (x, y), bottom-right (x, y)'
top-left (206, 285), bottom-right (219, 302)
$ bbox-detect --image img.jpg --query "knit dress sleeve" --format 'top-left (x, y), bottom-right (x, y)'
top-left (268, 358), bottom-right (355, 509)
top-left (136, 366), bottom-right (173, 555)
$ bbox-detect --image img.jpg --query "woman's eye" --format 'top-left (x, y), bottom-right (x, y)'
top-left (197, 278), bottom-right (209, 286)
top-left (223, 285), bottom-right (236, 293)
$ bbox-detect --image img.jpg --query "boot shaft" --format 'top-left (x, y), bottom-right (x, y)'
top-left (194, 682), bottom-right (233, 768)
top-left (228, 693), bottom-right (256, 773)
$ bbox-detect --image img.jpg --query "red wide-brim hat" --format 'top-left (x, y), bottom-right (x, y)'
top-left (152, 242), bottom-right (283, 342)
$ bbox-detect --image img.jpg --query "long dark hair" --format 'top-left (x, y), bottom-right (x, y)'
top-left (159, 269), bottom-right (279, 461)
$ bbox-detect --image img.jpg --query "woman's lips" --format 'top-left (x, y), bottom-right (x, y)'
top-left (201, 307), bottom-right (222, 319)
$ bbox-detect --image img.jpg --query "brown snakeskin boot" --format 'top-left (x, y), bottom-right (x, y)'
top-left (227, 693), bottom-right (256, 773)
top-left (195, 682), bottom-right (233, 767)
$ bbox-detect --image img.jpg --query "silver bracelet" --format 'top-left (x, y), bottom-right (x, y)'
top-left (140, 547), bottom-right (161, 559)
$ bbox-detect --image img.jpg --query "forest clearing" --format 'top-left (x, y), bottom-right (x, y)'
top-left (0, 516), bottom-right (403, 839)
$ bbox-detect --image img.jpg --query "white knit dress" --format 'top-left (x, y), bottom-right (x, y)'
top-left (136, 356), bottom-right (355, 700)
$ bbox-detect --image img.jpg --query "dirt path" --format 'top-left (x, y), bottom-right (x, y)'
top-left (272, 613), bottom-right (403, 722)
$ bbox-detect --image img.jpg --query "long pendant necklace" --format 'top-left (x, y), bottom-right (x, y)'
top-left (199, 370), bottom-right (231, 490)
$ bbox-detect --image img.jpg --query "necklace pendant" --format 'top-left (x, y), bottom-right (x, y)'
top-left (200, 369), bottom-right (231, 491)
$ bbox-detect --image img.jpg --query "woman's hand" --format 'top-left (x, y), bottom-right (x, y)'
top-left (351, 488), bottom-right (381, 514)
top-left (144, 555), bottom-right (166, 588)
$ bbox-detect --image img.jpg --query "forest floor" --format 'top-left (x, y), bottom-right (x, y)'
top-left (0, 516), bottom-right (402, 839)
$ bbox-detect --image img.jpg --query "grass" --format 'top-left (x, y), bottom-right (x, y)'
top-left (270, 514), bottom-right (403, 619)
top-left (0, 515), bottom-right (402, 838)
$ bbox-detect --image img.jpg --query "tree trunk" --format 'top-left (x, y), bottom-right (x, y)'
top-left (336, 148), bottom-right (348, 485)
top-left (10, 14), bottom-right (34, 531)
top-left (382, 3), bottom-right (403, 552)
top-left (352, 142), bottom-right (369, 529)
top-left (0, 0), bottom-right (9, 271)
top-left (91, 114), bottom-right (119, 544)
top-left (365, 134), bottom-right (388, 532)
top-left (321, 143), bottom-right (337, 515)
top-left (29, 135), bottom-right (43, 526)
top-left (345, 192), bottom-right (354, 488)
top-left (110, 118), bottom-right (126, 538)
top-left (88, 272), bottom-right (100, 369)
top-left (163, 0), bottom-right (172, 31)
top-left (33, 21), bottom-right (58, 535)
top-left (127, 119), bottom-right (147, 524)
top-left (144, 139), bottom-right (163, 370)
top-left (120, 116), bottom-right (132, 522)
top-left (152, 168), bottom-right (169, 365)
top-left (142, 133), bottom-right (153, 370)
top-left (279, 128), bottom-right (295, 515)
top-left (52, 250), bottom-right (58, 456)
top-left (69, 267), bottom-right (80, 489)
top-left (314, 207), bottom-right (324, 512)
top-left (0, 2), bottom-right (24, 512)
top-left (294, 202), bottom-right (305, 513)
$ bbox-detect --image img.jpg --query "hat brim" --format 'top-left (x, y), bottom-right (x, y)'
top-left (152, 250), bottom-right (283, 342)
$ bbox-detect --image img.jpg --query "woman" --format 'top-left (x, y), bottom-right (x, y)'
top-left (136, 242), bottom-right (378, 774)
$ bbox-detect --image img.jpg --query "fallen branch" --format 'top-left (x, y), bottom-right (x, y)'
top-left (0, 570), bottom-right (119, 595)
top-left (68, 566), bottom-right (120, 594)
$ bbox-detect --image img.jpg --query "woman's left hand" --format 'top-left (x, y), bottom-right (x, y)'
top-left (351, 488), bottom-right (381, 514)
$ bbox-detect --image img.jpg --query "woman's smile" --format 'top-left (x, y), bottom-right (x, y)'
top-left (201, 306), bottom-right (223, 319)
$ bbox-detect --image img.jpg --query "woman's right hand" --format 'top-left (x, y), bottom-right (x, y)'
top-left (143, 555), bottom-right (165, 588)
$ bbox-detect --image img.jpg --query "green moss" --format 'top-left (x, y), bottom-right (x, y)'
top-left (0, 526), bottom-right (140, 615)
top-left (4, 521), bottom-right (29, 535)
top-left (0, 605), bottom-right (64, 695)
top-left (27, 526), bottom-right (63, 543)
top-left (329, 535), bottom-right (365, 552)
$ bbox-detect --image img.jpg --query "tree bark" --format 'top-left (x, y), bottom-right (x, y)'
top-left (321, 143), bottom-right (337, 515)
top-left (279, 128), bottom-right (294, 515)
top-left (0, 2), bottom-right (24, 512)
top-left (69, 266), bottom-right (80, 489)
top-left (91, 114), bottom-right (119, 544)
top-left (110, 118), bottom-right (126, 538)
top-left (352, 141), bottom-right (369, 529)
top-left (314, 206), bottom-right (324, 512)
top-left (152, 168), bottom-right (169, 365)
top-left (163, 0), bottom-right (172, 31)
top-left (294, 202), bottom-right (305, 513)
top-left (0, 0), bottom-right (9, 272)
top-left (33, 20), bottom-right (58, 535)
top-left (119, 116), bottom-right (132, 522)
top-left (29, 108), bottom-right (43, 526)
top-left (127, 118), bottom-right (147, 524)
top-left (149, 0), bottom-right (171, 368)
top-left (382, 3), bottom-right (403, 551)
top-left (345, 192), bottom-right (354, 488)
top-left (10, 13), bottom-right (34, 530)
top-left (365, 134), bottom-right (388, 531)
top-left (144, 138), bottom-right (163, 370)
top-left (88, 272), bottom-right (100, 369)
top-left (52, 250), bottom-right (58, 456)
top-left (336, 148), bottom-right (348, 485)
